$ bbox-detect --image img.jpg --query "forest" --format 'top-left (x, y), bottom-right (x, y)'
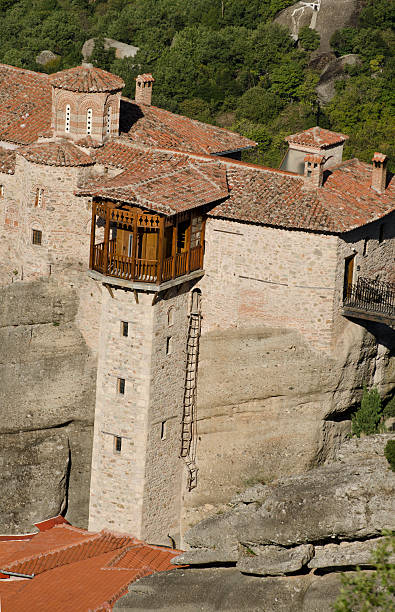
top-left (0, 0), bottom-right (394, 169)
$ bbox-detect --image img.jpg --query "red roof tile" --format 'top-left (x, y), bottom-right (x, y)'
top-left (78, 149), bottom-right (228, 215)
top-left (18, 141), bottom-right (94, 166)
top-left (209, 158), bottom-right (395, 233)
top-left (50, 65), bottom-right (125, 93)
top-left (136, 73), bottom-right (155, 83)
top-left (119, 98), bottom-right (256, 155)
top-left (0, 147), bottom-right (16, 174)
top-left (0, 65), bottom-right (51, 145)
top-left (304, 154), bottom-right (325, 164)
top-left (286, 126), bottom-right (348, 149)
top-left (372, 152), bottom-right (387, 163)
top-left (0, 523), bottom-right (183, 612)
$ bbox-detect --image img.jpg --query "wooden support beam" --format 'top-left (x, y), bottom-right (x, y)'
top-left (200, 218), bottom-right (206, 269)
top-left (186, 214), bottom-right (192, 274)
top-left (133, 289), bottom-right (139, 304)
top-left (102, 206), bottom-right (111, 276)
top-left (131, 209), bottom-right (138, 282)
top-left (157, 216), bottom-right (165, 285)
top-left (171, 220), bottom-right (177, 280)
top-left (89, 201), bottom-right (96, 270)
top-left (104, 283), bottom-right (114, 299)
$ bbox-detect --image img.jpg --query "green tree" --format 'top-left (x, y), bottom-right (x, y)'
top-left (236, 87), bottom-right (284, 123)
top-left (298, 26), bottom-right (320, 51)
top-left (352, 386), bottom-right (383, 437)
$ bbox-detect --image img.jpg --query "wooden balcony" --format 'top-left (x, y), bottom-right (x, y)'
top-left (89, 201), bottom-right (205, 288)
top-left (342, 277), bottom-right (395, 325)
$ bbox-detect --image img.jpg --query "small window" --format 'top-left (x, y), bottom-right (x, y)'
top-left (379, 224), bottom-right (384, 244)
top-left (167, 308), bottom-right (174, 327)
top-left (363, 238), bottom-right (369, 256)
top-left (117, 377), bottom-right (125, 395)
top-left (166, 337), bottom-right (172, 355)
top-left (161, 421), bottom-right (167, 440)
top-left (65, 104), bottom-right (71, 133)
top-left (32, 229), bottom-right (42, 245)
top-left (121, 321), bottom-right (129, 337)
top-left (0, 185), bottom-right (4, 197)
top-left (114, 436), bottom-right (122, 453)
top-left (86, 108), bottom-right (93, 135)
top-left (35, 188), bottom-right (44, 207)
top-left (106, 106), bottom-right (112, 135)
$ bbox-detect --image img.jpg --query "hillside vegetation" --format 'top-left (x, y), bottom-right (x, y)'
top-left (0, 0), bottom-right (394, 169)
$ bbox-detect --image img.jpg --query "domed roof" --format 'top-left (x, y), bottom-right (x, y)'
top-left (18, 141), bottom-right (94, 167)
top-left (50, 64), bottom-right (125, 93)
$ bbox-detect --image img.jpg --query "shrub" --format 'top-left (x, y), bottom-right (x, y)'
top-left (384, 440), bottom-right (395, 472)
top-left (333, 532), bottom-right (395, 612)
top-left (352, 386), bottom-right (383, 437)
top-left (384, 395), bottom-right (395, 418)
top-left (298, 26), bottom-right (320, 51)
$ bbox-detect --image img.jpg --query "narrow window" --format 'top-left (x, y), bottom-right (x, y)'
top-left (32, 229), bottom-right (42, 245)
top-left (166, 336), bottom-right (172, 355)
top-left (117, 377), bottom-right (125, 395)
top-left (65, 104), bottom-right (71, 133)
top-left (167, 308), bottom-right (174, 327)
top-left (86, 108), bottom-right (93, 135)
top-left (35, 188), bottom-right (44, 207)
top-left (106, 106), bottom-right (112, 135)
top-left (161, 421), bottom-right (167, 440)
top-left (363, 238), bottom-right (369, 256)
top-left (121, 321), bottom-right (129, 337)
top-left (379, 224), bottom-right (384, 244)
top-left (0, 185), bottom-right (4, 197)
top-left (114, 436), bottom-right (122, 453)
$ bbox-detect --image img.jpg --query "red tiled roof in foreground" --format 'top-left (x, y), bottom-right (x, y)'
top-left (0, 521), bottom-right (182, 612)
top-left (0, 65), bottom-right (51, 145)
top-left (0, 147), bottom-right (16, 174)
top-left (78, 148), bottom-right (228, 215)
top-left (50, 65), bottom-right (125, 93)
top-left (119, 98), bottom-right (256, 155)
top-left (18, 141), bottom-right (94, 167)
top-left (286, 126), bottom-right (348, 149)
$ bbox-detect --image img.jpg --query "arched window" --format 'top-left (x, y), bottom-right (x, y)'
top-left (86, 108), bottom-right (93, 135)
top-left (106, 106), bottom-right (112, 135)
top-left (65, 104), bottom-right (71, 133)
top-left (168, 307), bottom-right (175, 327)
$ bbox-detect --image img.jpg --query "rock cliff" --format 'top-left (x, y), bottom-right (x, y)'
top-left (115, 434), bottom-right (395, 611)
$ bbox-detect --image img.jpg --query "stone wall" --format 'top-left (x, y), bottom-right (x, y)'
top-left (200, 217), bottom-right (339, 351)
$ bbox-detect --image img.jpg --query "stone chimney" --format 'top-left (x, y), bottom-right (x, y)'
top-left (135, 74), bottom-right (155, 106)
top-left (304, 154), bottom-right (325, 187)
top-left (371, 152), bottom-right (388, 194)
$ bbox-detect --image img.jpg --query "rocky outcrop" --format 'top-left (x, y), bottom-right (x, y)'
top-left (0, 274), bottom-right (97, 532)
top-left (82, 38), bottom-right (139, 61)
top-left (316, 54), bottom-right (360, 104)
top-left (275, 0), bottom-right (362, 53)
top-left (115, 435), bottom-right (394, 611)
top-left (36, 50), bottom-right (59, 66)
top-left (183, 322), bottom-right (394, 531)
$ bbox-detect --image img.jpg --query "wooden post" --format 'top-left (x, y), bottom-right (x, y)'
top-left (186, 214), bottom-right (192, 274)
top-left (89, 201), bottom-right (96, 270)
top-left (171, 220), bottom-right (177, 279)
top-left (102, 206), bottom-right (111, 276)
top-left (157, 217), bottom-right (165, 284)
top-left (200, 218), bottom-right (206, 269)
top-left (131, 209), bottom-right (138, 281)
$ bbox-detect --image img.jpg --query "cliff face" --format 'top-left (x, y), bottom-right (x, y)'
top-left (183, 321), bottom-right (394, 530)
top-left (0, 273), bottom-right (98, 532)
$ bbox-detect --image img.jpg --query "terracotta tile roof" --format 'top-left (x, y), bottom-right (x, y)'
top-left (0, 147), bottom-right (16, 174)
top-left (50, 65), bottom-right (125, 93)
top-left (78, 149), bottom-right (228, 215)
top-left (17, 141), bottom-right (94, 167)
top-left (0, 522), bottom-right (182, 612)
top-left (136, 73), bottom-right (155, 83)
top-left (119, 98), bottom-right (256, 155)
top-left (0, 65), bottom-right (51, 145)
top-left (75, 135), bottom-right (104, 149)
top-left (286, 126), bottom-right (348, 149)
top-left (304, 153), bottom-right (325, 164)
top-left (209, 157), bottom-right (395, 233)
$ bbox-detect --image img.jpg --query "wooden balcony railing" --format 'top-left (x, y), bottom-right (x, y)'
top-left (343, 277), bottom-right (395, 320)
top-left (92, 242), bottom-right (203, 285)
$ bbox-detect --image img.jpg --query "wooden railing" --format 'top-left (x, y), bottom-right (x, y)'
top-left (343, 277), bottom-right (395, 319)
top-left (92, 242), bottom-right (203, 285)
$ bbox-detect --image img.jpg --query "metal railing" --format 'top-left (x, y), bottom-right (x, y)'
top-left (343, 277), bottom-right (395, 318)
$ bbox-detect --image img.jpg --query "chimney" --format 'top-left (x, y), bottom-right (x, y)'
top-left (371, 152), bottom-right (387, 194)
top-left (304, 154), bottom-right (325, 187)
top-left (135, 74), bottom-right (155, 106)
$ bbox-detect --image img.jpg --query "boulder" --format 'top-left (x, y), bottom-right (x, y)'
top-left (185, 435), bottom-right (395, 551)
top-left (316, 54), bottom-right (361, 104)
top-left (237, 544), bottom-right (314, 576)
top-left (82, 38), bottom-right (139, 61)
top-left (308, 537), bottom-right (395, 569)
top-left (36, 50), bottom-right (59, 66)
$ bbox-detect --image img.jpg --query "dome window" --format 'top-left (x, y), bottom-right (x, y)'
top-left (86, 108), bottom-right (93, 135)
top-left (65, 104), bottom-right (71, 133)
